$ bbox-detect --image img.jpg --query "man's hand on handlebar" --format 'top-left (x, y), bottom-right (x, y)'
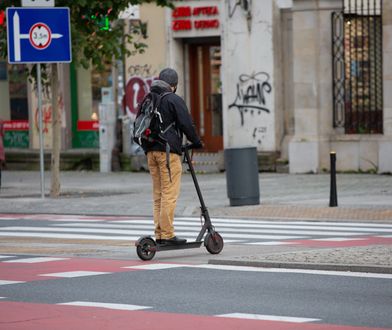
top-left (182, 141), bottom-right (203, 151)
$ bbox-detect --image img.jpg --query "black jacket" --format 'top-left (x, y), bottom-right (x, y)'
top-left (141, 80), bottom-right (201, 155)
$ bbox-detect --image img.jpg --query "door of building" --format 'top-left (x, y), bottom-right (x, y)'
top-left (188, 43), bottom-right (223, 152)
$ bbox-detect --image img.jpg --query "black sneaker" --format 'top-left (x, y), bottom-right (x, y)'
top-left (162, 236), bottom-right (187, 245)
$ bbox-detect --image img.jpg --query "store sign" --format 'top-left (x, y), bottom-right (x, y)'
top-left (0, 10), bottom-right (5, 26)
top-left (3, 120), bottom-right (29, 148)
top-left (172, 5), bottom-right (219, 31)
top-left (77, 120), bottom-right (99, 131)
top-left (3, 120), bottom-right (29, 130)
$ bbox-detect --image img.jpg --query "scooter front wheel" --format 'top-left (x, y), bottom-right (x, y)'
top-left (205, 232), bottom-right (224, 255)
top-left (136, 237), bottom-right (156, 261)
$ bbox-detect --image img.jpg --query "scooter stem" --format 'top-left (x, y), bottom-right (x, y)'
top-left (183, 147), bottom-right (212, 227)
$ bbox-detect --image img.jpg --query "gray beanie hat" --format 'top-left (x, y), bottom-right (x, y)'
top-left (159, 68), bottom-right (178, 87)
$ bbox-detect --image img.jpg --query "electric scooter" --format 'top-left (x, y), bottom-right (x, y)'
top-left (135, 144), bottom-right (224, 261)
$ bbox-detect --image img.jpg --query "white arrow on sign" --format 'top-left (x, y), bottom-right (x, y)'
top-left (13, 11), bottom-right (63, 61)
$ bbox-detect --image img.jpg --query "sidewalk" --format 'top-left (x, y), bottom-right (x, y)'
top-left (1, 170), bottom-right (392, 273)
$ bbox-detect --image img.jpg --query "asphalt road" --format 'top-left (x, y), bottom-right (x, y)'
top-left (1, 213), bottom-right (392, 329)
top-left (1, 256), bottom-right (391, 329)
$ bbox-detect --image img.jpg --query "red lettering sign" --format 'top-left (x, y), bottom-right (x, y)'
top-left (172, 6), bottom-right (192, 18)
top-left (193, 6), bottom-right (219, 16)
top-left (194, 19), bottom-right (219, 29)
top-left (3, 120), bottom-right (29, 131)
top-left (171, 5), bottom-right (219, 32)
top-left (0, 10), bottom-right (4, 26)
top-left (77, 120), bottom-right (99, 131)
top-left (172, 20), bottom-right (192, 31)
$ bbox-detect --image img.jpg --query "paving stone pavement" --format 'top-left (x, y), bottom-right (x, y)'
top-left (210, 245), bottom-right (392, 274)
top-left (1, 170), bottom-right (391, 272)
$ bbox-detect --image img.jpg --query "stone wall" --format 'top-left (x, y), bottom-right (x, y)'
top-left (288, 0), bottom-right (392, 173)
top-left (380, 0), bottom-right (392, 173)
top-left (221, 0), bottom-right (277, 152)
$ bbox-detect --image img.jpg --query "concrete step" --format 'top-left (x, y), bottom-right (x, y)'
top-left (184, 151), bottom-right (224, 174)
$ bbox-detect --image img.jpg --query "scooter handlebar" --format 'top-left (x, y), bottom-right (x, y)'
top-left (182, 141), bottom-right (203, 151)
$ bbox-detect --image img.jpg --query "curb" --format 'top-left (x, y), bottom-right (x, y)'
top-left (208, 259), bottom-right (392, 274)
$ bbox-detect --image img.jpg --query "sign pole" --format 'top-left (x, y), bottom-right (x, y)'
top-left (37, 63), bottom-right (45, 199)
top-left (6, 5), bottom-right (71, 198)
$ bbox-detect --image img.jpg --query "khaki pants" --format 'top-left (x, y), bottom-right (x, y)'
top-left (147, 151), bottom-right (182, 239)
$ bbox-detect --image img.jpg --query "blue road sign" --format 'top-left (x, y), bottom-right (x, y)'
top-left (6, 7), bottom-right (71, 64)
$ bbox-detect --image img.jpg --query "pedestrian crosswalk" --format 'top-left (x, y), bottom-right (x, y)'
top-left (1, 214), bottom-right (392, 247)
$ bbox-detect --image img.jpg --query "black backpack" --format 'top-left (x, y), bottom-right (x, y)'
top-left (133, 91), bottom-right (175, 181)
top-left (133, 91), bottom-right (172, 147)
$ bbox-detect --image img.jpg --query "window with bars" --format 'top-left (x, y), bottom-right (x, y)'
top-left (332, 0), bottom-right (383, 134)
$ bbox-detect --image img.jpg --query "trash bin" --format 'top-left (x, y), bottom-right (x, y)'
top-left (224, 147), bottom-right (260, 206)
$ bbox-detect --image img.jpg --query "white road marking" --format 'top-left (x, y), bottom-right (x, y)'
top-left (40, 271), bottom-right (110, 278)
top-left (0, 231), bottom-right (238, 243)
top-left (58, 301), bottom-right (151, 311)
top-left (0, 280), bottom-right (25, 285)
top-left (0, 232), bottom-right (140, 241)
top-left (0, 227), bottom-right (305, 240)
top-left (216, 313), bottom-right (321, 323)
top-left (176, 218), bottom-right (392, 228)
top-left (119, 263), bottom-right (392, 279)
top-left (47, 219), bottom-right (103, 222)
top-left (191, 264), bottom-right (392, 279)
top-left (0, 255), bottom-right (14, 259)
top-left (53, 223), bottom-right (374, 236)
top-left (115, 220), bottom-right (392, 232)
top-left (245, 241), bottom-right (297, 245)
top-left (124, 263), bottom-right (186, 270)
top-left (3, 257), bottom-right (68, 263)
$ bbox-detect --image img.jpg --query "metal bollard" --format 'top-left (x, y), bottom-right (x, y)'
top-left (329, 151), bottom-right (338, 207)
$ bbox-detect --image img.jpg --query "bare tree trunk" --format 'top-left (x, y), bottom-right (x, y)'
top-left (50, 63), bottom-right (61, 197)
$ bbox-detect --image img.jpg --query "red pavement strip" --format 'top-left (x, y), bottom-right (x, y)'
top-left (0, 301), bottom-right (389, 330)
top-left (0, 258), bottom-right (149, 282)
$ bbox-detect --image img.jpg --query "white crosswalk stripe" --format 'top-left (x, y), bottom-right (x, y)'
top-left (0, 215), bottom-right (391, 245)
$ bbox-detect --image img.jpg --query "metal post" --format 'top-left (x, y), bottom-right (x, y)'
top-left (329, 151), bottom-right (338, 207)
top-left (37, 63), bottom-right (45, 198)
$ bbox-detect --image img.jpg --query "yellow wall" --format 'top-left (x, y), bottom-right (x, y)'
top-left (125, 4), bottom-right (167, 83)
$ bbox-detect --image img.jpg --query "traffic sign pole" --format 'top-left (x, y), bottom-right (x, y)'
top-left (37, 63), bottom-right (45, 198)
top-left (6, 5), bottom-right (71, 198)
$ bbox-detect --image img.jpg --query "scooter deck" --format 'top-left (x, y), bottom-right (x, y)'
top-left (155, 241), bottom-right (203, 251)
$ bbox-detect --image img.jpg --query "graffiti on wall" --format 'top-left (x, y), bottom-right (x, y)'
top-left (124, 65), bottom-right (158, 117)
top-left (124, 76), bottom-right (155, 117)
top-left (127, 64), bottom-right (156, 78)
top-left (252, 126), bottom-right (268, 146)
top-left (30, 89), bottom-right (65, 148)
top-left (33, 95), bottom-right (64, 133)
top-left (229, 72), bottom-right (272, 126)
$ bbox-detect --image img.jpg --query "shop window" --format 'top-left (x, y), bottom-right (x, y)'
top-left (332, 0), bottom-right (383, 134)
top-left (76, 62), bottom-right (112, 121)
top-left (73, 63), bottom-right (112, 149)
top-left (91, 61), bottom-right (112, 118)
top-left (8, 64), bottom-right (29, 120)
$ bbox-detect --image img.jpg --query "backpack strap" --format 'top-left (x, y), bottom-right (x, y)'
top-left (155, 91), bottom-right (175, 183)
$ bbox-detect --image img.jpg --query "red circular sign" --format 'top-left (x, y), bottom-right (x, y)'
top-left (29, 22), bottom-right (52, 50)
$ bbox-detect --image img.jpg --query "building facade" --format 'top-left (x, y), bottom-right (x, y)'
top-left (1, 0), bottom-right (391, 173)
top-left (287, 0), bottom-right (391, 174)
top-left (126, 0), bottom-right (391, 173)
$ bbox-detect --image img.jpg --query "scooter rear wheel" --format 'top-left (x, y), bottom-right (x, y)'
top-left (136, 237), bottom-right (156, 261)
top-left (205, 232), bottom-right (224, 254)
